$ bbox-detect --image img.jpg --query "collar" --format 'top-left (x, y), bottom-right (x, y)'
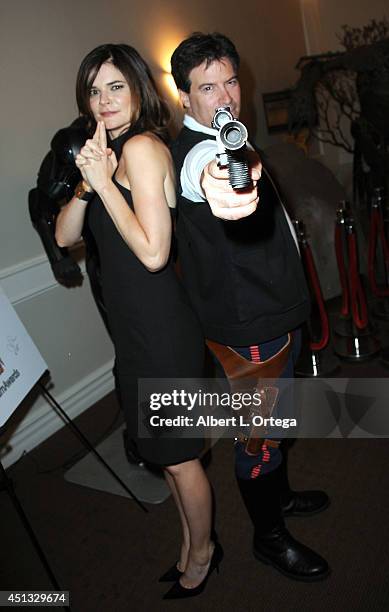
top-left (108, 124), bottom-right (141, 157)
top-left (183, 114), bottom-right (218, 137)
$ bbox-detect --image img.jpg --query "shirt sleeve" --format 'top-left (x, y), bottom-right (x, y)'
top-left (180, 139), bottom-right (217, 202)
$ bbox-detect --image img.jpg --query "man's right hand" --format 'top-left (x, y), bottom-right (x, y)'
top-left (200, 154), bottom-right (261, 220)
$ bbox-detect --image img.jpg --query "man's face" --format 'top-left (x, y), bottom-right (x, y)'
top-left (179, 57), bottom-right (241, 128)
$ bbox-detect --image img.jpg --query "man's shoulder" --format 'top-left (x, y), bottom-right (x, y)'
top-left (171, 126), bottom-right (212, 149)
top-left (170, 127), bottom-right (214, 174)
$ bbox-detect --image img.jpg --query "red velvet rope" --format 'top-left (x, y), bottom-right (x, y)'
top-left (348, 232), bottom-right (368, 329)
top-left (302, 243), bottom-right (330, 350)
top-left (368, 207), bottom-right (389, 297)
top-left (334, 223), bottom-right (350, 316)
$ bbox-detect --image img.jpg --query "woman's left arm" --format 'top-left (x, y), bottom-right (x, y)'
top-left (85, 124), bottom-right (174, 271)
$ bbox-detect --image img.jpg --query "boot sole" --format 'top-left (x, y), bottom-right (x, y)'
top-left (253, 548), bottom-right (331, 582)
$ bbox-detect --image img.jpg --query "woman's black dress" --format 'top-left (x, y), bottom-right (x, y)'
top-left (87, 130), bottom-right (204, 465)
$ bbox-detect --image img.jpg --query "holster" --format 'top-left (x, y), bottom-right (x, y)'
top-left (206, 334), bottom-right (292, 455)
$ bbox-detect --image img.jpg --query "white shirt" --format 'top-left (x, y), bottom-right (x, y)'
top-left (180, 115), bottom-right (217, 201)
top-left (179, 114), bottom-right (299, 249)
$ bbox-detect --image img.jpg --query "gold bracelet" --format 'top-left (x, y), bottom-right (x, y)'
top-left (74, 180), bottom-right (94, 202)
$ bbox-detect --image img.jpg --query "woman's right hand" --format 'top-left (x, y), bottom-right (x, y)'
top-left (75, 122), bottom-right (118, 188)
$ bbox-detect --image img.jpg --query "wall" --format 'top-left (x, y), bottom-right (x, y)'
top-left (0, 0), bottom-right (307, 466)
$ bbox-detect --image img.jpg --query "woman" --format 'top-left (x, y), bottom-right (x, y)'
top-left (55, 44), bottom-right (222, 598)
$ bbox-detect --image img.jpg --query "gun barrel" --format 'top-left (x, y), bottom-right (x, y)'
top-left (212, 106), bottom-right (252, 190)
top-left (219, 120), bottom-right (248, 151)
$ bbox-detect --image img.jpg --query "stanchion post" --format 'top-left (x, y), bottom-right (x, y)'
top-left (333, 208), bottom-right (380, 361)
top-left (292, 219), bottom-right (339, 377)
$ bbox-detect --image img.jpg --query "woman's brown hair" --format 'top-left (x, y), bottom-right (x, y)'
top-left (76, 44), bottom-right (170, 141)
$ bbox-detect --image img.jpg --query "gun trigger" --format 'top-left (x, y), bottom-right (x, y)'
top-left (216, 152), bottom-right (228, 167)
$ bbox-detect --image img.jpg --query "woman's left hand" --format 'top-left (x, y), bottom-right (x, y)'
top-left (75, 121), bottom-right (118, 193)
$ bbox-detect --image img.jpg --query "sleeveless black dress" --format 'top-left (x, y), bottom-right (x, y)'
top-left (87, 129), bottom-right (205, 465)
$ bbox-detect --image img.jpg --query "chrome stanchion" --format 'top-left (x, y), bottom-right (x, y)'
top-left (333, 208), bottom-right (380, 360)
top-left (293, 220), bottom-right (339, 376)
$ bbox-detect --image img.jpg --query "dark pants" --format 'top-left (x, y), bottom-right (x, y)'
top-left (232, 330), bottom-right (301, 480)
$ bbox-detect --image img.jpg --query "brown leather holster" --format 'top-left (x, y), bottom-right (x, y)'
top-left (206, 334), bottom-right (292, 455)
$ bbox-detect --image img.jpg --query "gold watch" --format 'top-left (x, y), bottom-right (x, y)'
top-left (74, 180), bottom-right (94, 202)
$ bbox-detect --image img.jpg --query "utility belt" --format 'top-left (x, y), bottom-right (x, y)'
top-left (206, 334), bottom-right (292, 455)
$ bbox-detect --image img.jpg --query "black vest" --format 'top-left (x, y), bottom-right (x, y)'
top-left (171, 126), bottom-right (310, 345)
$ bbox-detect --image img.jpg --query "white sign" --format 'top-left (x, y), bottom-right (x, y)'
top-left (0, 284), bottom-right (47, 427)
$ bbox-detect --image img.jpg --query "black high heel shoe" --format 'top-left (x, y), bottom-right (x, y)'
top-left (158, 563), bottom-right (184, 583)
top-left (162, 542), bottom-right (223, 599)
top-left (159, 528), bottom-right (219, 583)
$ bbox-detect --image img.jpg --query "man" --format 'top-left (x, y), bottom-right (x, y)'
top-left (170, 32), bottom-right (330, 581)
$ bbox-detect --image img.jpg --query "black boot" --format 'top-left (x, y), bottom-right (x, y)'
top-left (237, 467), bottom-right (330, 581)
top-left (279, 441), bottom-right (330, 517)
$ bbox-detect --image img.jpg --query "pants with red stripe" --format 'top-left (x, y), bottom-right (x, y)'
top-left (231, 330), bottom-right (301, 480)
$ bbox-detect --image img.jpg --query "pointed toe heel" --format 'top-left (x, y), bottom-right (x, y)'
top-left (158, 563), bottom-right (183, 583)
top-left (163, 542), bottom-right (223, 599)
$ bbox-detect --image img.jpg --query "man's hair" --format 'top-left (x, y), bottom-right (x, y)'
top-left (171, 32), bottom-right (240, 93)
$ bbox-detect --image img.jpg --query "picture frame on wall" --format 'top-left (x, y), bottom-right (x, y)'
top-left (262, 89), bottom-right (291, 134)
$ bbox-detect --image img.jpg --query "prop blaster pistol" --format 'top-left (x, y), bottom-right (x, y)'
top-left (212, 106), bottom-right (252, 190)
